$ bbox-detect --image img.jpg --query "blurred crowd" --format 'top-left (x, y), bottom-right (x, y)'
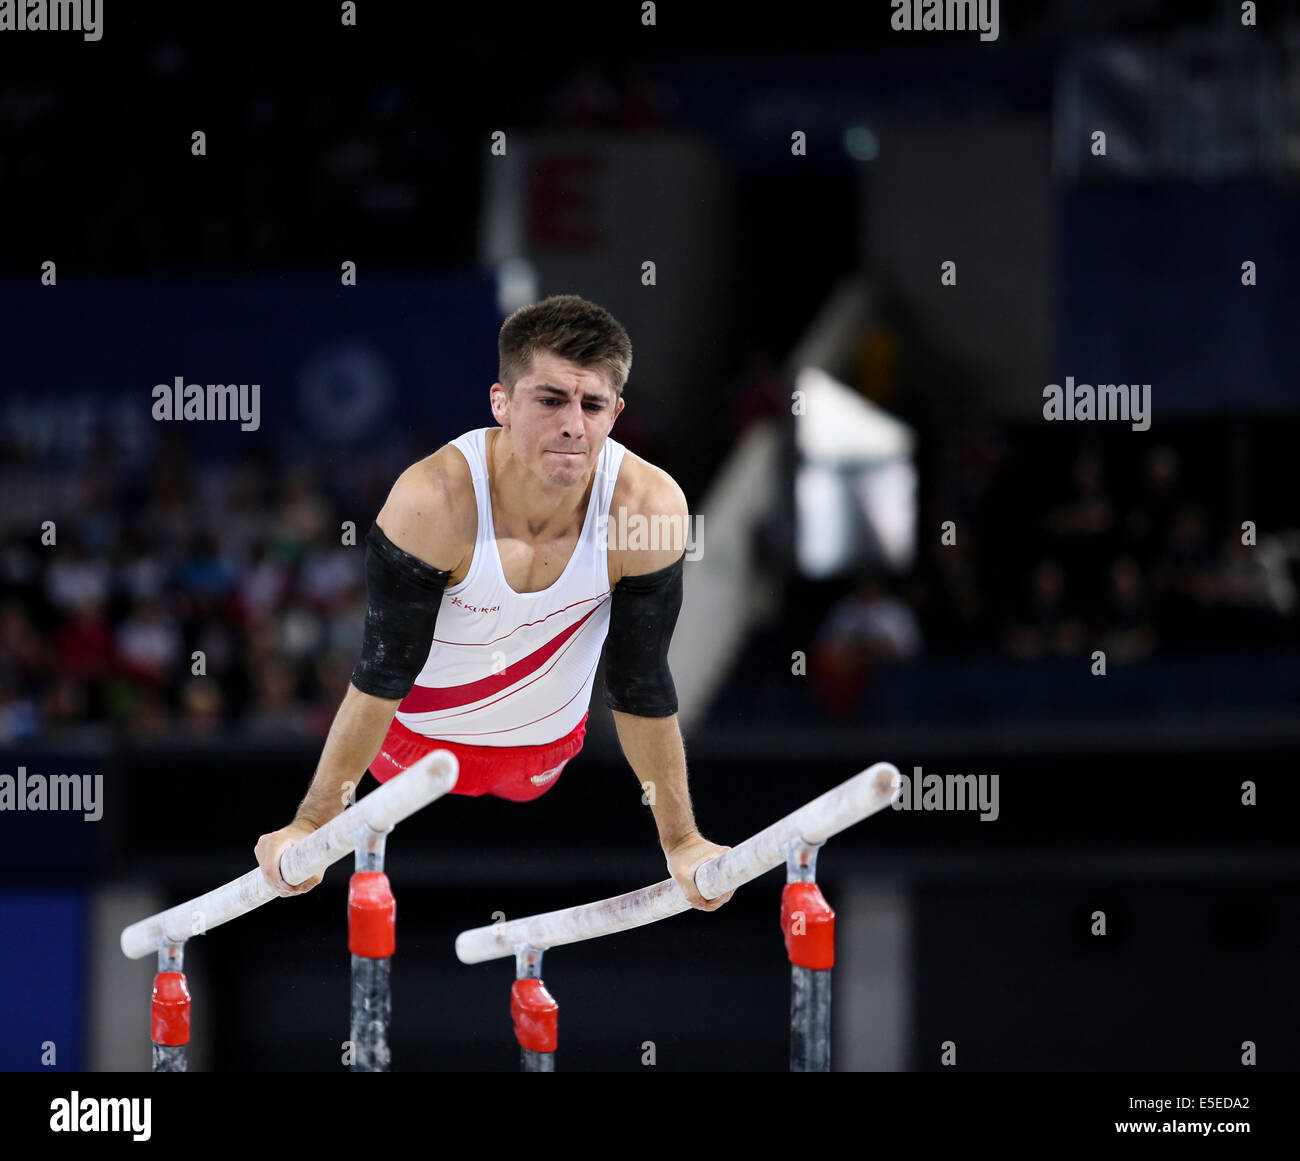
top-left (3, 426), bottom-right (1297, 741)
top-left (0, 440), bottom-right (393, 745)
top-left (810, 440), bottom-right (1298, 717)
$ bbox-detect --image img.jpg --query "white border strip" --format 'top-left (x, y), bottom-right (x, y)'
top-left (455, 762), bottom-right (900, 964)
top-left (120, 750), bottom-right (459, 960)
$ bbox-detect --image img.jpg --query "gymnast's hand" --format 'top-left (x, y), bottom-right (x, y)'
top-left (665, 832), bottom-right (735, 912)
top-left (255, 819), bottom-right (324, 898)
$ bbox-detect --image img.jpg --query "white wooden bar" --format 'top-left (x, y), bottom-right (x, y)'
top-left (120, 750), bottom-right (459, 960)
top-left (455, 761), bottom-right (900, 964)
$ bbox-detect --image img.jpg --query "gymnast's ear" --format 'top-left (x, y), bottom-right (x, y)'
top-left (490, 381), bottom-right (511, 425)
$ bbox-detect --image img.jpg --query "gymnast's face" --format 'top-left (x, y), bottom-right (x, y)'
top-left (491, 350), bottom-right (624, 489)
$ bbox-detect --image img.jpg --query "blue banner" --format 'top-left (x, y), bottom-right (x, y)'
top-left (1057, 184), bottom-right (1300, 414)
top-left (0, 272), bottom-right (502, 469)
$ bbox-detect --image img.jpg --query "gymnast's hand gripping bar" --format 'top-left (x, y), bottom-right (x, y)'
top-left (120, 750), bottom-right (459, 960)
top-left (454, 761), bottom-right (901, 965)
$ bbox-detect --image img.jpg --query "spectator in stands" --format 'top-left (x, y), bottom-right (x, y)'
top-left (1045, 449), bottom-right (1118, 614)
top-left (42, 674), bottom-right (89, 730)
top-left (307, 650), bottom-right (355, 738)
top-left (276, 595), bottom-right (325, 671)
top-left (1100, 556), bottom-right (1156, 662)
top-left (324, 578), bottom-right (367, 662)
top-left (53, 595), bottom-right (114, 719)
top-left (1124, 444), bottom-right (1181, 567)
top-left (73, 466), bottom-right (121, 556)
top-left (190, 615), bottom-right (239, 685)
top-left (114, 596), bottom-right (183, 688)
top-left (1216, 525), bottom-right (1288, 645)
top-left (1003, 558), bottom-right (1086, 660)
top-left (175, 530), bottom-right (237, 615)
top-left (0, 579), bottom-right (47, 743)
top-left (0, 598), bottom-right (48, 697)
top-left (1151, 505), bottom-right (1218, 645)
top-left (133, 469), bottom-right (195, 555)
top-left (299, 527), bottom-right (358, 615)
top-left (114, 527), bottom-right (172, 605)
top-left (270, 467), bottom-right (331, 564)
top-left (1047, 450), bottom-right (1115, 539)
top-left (210, 462), bottom-right (273, 564)
top-left (0, 673), bottom-right (40, 743)
top-left (45, 538), bottom-right (111, 615)
top-left (910, 540), bottom-right (987, 655)
top-left (242, 655), bottom-right (313, 739)
top-left (121, 688), bottom-right (169, 739)
top-left (811, 574), bottom-right (922, 717)
top-left (178, 678), bottom-right (225, 738)
top-left (236, 537), bottom-right (293, 625)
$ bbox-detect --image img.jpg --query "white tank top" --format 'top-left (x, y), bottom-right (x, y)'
top-left (394, 426), bottom-right (626, 746)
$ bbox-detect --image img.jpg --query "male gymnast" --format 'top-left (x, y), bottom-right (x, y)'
top-left (255, 294), bottom-right (734, 913)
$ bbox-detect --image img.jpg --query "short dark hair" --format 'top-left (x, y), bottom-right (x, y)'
top-left (498, 294), bottom-right (632, 400)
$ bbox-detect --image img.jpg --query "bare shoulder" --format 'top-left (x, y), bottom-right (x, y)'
top-left (609, 448), bottom-right (690, 583)
top-left (612, 449), bottom-right (688, 519)
top-left (374, 443), bottom-right (477, 576)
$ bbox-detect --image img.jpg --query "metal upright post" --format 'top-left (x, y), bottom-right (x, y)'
top-left (151, 940), bottom-right (190, 1072)
top-left (511, 944), bottom-right (557, 1071)
top-left (349, 825), bottom-right (395, 1072)
top-left (781, 839), bottom-right (835, 1072)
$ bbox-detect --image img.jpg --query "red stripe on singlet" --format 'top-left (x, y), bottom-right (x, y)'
top-left (399, 605), bottom-right (602, 713)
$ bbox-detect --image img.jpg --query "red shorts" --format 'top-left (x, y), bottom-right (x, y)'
top-left (368, 713), bottom-right (587, 802)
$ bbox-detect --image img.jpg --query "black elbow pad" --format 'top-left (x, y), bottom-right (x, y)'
top-left (350, 522), bottom-right (451, 700)
top-left (603, 553), bottom-right (684, 717)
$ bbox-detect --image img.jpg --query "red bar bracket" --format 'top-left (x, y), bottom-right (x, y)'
top-left (349, 871), bottom-right (396, 958)
top-left (780, 882), bottom-right (835, 970)
top-left (151, 971), bottom-right (191, 1045)
top-left (510, 978), bottom-right (558, 1053)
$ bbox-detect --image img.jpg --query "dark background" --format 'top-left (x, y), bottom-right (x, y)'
top-left (1, 0), bottom-right (1297, 1073)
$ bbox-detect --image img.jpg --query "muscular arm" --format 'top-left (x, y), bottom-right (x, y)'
top-left (294, 464), bottom-right (464, 828)
top-left (605, 466), bottom-right (726, 905)
top-left (612, 709), bottom-right (699, 850)
top-left (294, 682), bottom-right (404, 828)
